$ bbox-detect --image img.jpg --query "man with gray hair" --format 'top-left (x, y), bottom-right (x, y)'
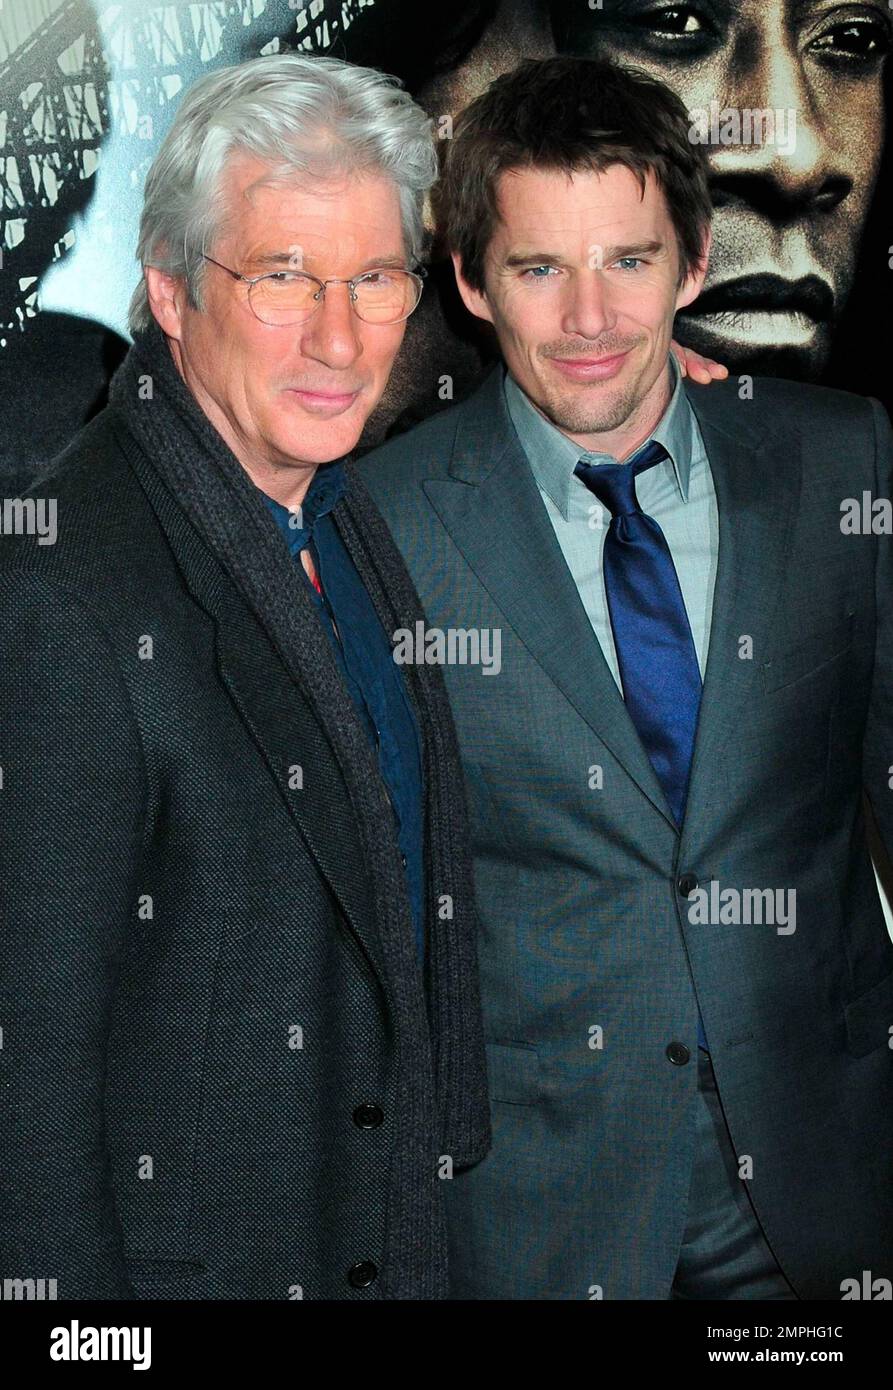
top-left (0, 52), bottom-right (489, 1300)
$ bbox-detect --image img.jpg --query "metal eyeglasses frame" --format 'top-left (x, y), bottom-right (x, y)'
top-left (199, 253), bottom-right (427, 325)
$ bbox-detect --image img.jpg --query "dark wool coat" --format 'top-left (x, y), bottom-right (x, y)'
top-left (0, 322), bottom-right (490, 1300)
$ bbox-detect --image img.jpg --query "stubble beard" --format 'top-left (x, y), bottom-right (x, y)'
top-left (535, 375), bottom-right (641, 439)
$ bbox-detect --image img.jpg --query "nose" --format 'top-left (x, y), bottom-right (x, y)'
top-left (708, 27), bottom-right (851, 219)
top-left (299, 280), bottom-right (364, 369)
top-left (561, 268), bottom-right (617, 342)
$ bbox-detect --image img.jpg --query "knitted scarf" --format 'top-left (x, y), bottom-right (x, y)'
top-left (107, 319), bottom-right (490, 1299)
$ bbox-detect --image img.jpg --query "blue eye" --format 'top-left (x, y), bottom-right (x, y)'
top-left (523, 265), bottom-right (559, 279)
top-left (616, 258), bottom-right (643, 271)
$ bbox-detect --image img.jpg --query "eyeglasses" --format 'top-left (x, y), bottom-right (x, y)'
top-left (200, 254), bottom-right (426, 326)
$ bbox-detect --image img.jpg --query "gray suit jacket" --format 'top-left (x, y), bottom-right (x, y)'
top-left (358, 364), bottom-right (893, 1300)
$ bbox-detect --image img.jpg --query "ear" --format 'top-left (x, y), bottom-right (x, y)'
top-left (674, 226), bottom-right (711, 313)
top-left (451, 251), bottom-right (495, 327)
top-left (145, 265), bottom-right (188, 341)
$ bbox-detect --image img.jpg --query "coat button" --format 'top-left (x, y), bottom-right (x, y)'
top-left (353, 1103), bottom-right (384, 1129)
top-left (400, 853), bottom-right (407, 868)
top-left (347, 1260), bottom-right (378, 1288)
top-left (666, 1041), bottom-right (691, 1065)
top-left (677, 873), bottom-right (698, 897)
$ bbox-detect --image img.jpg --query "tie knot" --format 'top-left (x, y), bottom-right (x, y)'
top-left (574, 438), bottom-right (669, 517)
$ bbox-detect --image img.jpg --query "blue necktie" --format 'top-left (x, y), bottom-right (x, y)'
top-left (575, 440), bottom-right (708, 1050)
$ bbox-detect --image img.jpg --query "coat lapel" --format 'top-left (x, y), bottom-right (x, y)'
top-left (120, 432), bottom-right (389, 982)
top-left (213, 601), bottom-right (389, 981)
top-left (423, 368), bottom-right (676, 827)
top-left (681, 382), bottom-right (802, 836)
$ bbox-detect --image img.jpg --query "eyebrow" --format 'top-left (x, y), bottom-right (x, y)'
top-left (503, 240), bottom-right (666, 267)
top-left (249, 251), bottom-right (411, 272)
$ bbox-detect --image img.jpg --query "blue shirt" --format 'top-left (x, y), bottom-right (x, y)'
top-left (262, 463), bottom-right (426, 961)
top-left (504, 353), bottom-right (719, 686)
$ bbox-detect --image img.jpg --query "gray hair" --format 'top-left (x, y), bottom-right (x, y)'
top-left (127, 52), bottom-right (437, 335)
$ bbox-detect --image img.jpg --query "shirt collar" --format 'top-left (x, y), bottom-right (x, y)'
top-left (261, 459), bottom-right (347, 556)
top-left (504, 352), bottom-right (695, 520)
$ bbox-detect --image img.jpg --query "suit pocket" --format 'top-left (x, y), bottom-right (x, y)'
top-left (125, 1255), bottom-right (207, 1282)
top-left (485, 1041), bottom-right (541, 1106)
top-left (761, 613), bottom-right (854, 693)
top-left (844, 967), bottom-right (893, 1058)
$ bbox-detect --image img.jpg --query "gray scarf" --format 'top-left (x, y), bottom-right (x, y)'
top-left (107, 319), bottom-right (490, 1299)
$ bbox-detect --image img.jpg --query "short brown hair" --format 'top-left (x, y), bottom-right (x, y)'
top-left (437, 56), bottom-right (711, 293)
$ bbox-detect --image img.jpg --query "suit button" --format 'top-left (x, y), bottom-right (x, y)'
top-left (347, 1260), bottom-right (378, 1289)
top-left (400, 853), bottom-right (407, 868)
top-left (677, 873), bottom-right (698, 898)
top-left (353, 1103), bottom-right (384, 1129)
top-left (666, 1041), bottom-right (691, 1065)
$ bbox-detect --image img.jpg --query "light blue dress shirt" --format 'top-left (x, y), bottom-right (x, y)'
top-left (503, 354), bottom-right (719, 690)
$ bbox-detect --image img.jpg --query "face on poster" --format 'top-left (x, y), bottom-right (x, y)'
top-left (551, 0), bottom-right (890, 380)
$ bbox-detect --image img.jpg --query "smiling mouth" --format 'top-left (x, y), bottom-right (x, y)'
top-left (680, 274), bottom-right (834, 347)
top-left (547, 350), bottom-right (630, 379)
top-left (285, 386), bottom-right (362, 414)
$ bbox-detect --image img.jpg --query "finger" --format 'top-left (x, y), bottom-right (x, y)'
top-left (672, 346), bottom-right (688, 377)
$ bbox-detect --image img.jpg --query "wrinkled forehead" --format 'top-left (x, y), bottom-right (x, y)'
top-left (213, 150), bottom-right (408, 270)
top-left (490, 164), bottom-right (672, 247)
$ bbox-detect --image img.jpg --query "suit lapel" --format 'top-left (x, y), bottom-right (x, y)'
top-left (423, 368), bottom-right (676, 827)
top-left (120, 432), bottom-right (389, 982)
top-left (681, 382), bottom-right (802, 836)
